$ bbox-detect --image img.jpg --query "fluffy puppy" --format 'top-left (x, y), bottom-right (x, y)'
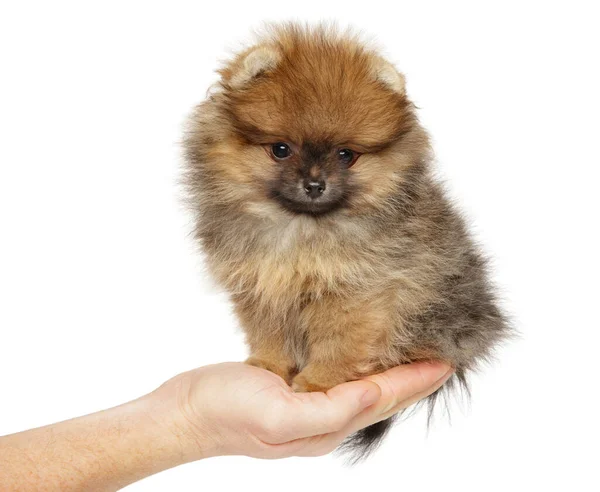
top-left (184, 23), bottom-right (509, 460)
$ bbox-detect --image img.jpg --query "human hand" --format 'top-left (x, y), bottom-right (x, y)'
top-left (0, 361), bottom-right (453, 491)
top-left (153, 361), bottom-right (453, 462)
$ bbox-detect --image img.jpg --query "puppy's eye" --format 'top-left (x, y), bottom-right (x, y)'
top-left (271, 143), bottom-right (292, 159)
top-left (338, 148), bottom-right (358, 167)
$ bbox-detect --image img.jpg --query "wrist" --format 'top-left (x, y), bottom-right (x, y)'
top-left (145, 372), bottom-right (224, 463)
top-left (86, 395), bottom-right (191, 487)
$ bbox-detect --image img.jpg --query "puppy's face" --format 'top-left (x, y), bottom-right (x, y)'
top-left (261, 140), bottom-right (357, 215)
top-left (199, 27), bottom-right (427, 217)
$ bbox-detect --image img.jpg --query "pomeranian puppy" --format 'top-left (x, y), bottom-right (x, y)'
top-left (184, 23), bottom-right (509, 460)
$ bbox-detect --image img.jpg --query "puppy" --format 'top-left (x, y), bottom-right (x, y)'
top-left (184, 23), bottom-right (509, 460)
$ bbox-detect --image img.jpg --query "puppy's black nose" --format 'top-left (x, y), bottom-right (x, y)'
top-left (303, 180), bottom-right (326, 199)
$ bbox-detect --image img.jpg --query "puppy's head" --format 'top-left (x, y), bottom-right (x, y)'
top-left (190, 24), bottom-right (429, 217)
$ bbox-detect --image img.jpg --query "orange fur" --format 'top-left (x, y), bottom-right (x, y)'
top-left (184, 24), bottom-right (509, 456)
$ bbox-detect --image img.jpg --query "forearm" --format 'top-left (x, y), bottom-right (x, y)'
top-left (0, 393), bottom-right (193, 492)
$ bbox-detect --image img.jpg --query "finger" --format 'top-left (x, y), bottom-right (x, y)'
top-left (344, 363), bottom-right (453, 433)
top-left (288, 363), bottom-right (453, 456)
top-left (260, 379), bottom-right (382, 444)
top-left (368, 367), bottom-right (454, 423)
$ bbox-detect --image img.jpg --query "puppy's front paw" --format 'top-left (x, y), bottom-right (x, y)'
top-left (291, 373), bottom-right (328, 393)
top-left (246, 356), bottom-right (295, 385)
top-left (291, 366), bottom-right (345, 393)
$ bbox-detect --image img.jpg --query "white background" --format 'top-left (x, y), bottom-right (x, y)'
top-left (1, 1), bottom-right (599, 490)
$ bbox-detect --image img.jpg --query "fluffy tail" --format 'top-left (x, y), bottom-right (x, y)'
top-left (336, 416), bottom-right (397, 464)
top-left (336, 371), bottom-right (468, 463)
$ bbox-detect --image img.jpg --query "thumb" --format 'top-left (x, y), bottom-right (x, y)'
top-left (279, 380), bottom-right (382, 442)
top-left (327, 379), bottom-right (382, 413)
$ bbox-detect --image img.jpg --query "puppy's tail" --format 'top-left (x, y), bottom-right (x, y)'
top-left (336, 372), bottom-right (468, 463)
top-left (335, 416), bottom-right (396, 464)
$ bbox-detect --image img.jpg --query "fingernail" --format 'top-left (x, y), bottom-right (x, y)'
top-left (360, 385), bottom-right (381, 407)
top-left (424, 362), bottom-right (453, 381)
top-left (378, 363), bottom-right (452, 415)
top-left (435, 368), bottom-right (455, 386)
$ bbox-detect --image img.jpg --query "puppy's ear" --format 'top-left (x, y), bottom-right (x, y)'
top-left (227, 45), bottom-right (281, 89)
top-left (371, 57), bottom-right (406, 95)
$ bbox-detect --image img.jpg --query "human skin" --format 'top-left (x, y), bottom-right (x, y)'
top-left (0, 361), bottom-right (452, 491)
